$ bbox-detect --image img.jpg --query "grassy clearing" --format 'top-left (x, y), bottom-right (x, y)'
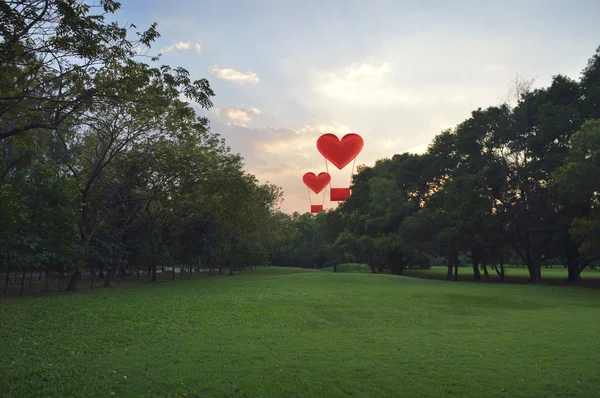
top-left (2, 266), bottom-right (600, 397)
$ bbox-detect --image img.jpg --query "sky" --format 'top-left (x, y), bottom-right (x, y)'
top-left (113, 0), bottom-right (600, 214)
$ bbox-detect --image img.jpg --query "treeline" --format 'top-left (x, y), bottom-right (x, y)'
top-left (3, 3), bottom-right (600, 296)
top-left (1, 1), bottom-right (291, 295)
top-left (272, 46), bottom-right (600, 283)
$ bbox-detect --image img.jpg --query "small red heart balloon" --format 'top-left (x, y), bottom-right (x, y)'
top-left (316, 133), bottom-right (364, 170)
top-left (302, 172), bottom-right (331, 194)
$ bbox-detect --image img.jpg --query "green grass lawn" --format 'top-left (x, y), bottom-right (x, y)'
top-left (2, 266), bottom-right (600, 397)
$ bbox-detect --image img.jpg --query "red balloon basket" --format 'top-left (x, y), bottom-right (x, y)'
top-left (330, 188), bottom-right (351, 201)
top-left (310, 205), bottom-right (324, 213)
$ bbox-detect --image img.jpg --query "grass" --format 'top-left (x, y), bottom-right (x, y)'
top-left (2, 266), bottom-right (600, 397)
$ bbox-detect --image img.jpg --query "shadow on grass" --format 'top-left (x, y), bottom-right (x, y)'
top-left (403, 265), bottom-right (600, 289)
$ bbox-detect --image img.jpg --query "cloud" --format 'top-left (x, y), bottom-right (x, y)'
top-left (209, 66), bottom-right (260, 84)
top-left (214, 107), bottom-right (262, 127)
top-left (405, 143), bottom-right (429, 154)
top-left (312, 61), bottom-right (500, 109)
top-left (161, 40), bottom-right (202, 54)
top-left (374, 139), bottom-right (428, 154)
top-left (255, 123), bottom-right (352, 155)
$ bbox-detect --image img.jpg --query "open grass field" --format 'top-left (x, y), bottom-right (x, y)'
top-left (2, 266), bottom-right (600, 397)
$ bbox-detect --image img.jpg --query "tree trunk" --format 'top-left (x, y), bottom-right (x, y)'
top-left (4, 266), bottom-right (9, 292)
top-left (28, 268), bottom-right (33, 287)
top-left (149, 232), bottom-right (158, 282)
top-left (529, 257), bottom-right (542, 283)
top-left (453, 251), bottom-right (459, 281)
top-left (397, 258), bottom-right (404, 275)
top-left (20, 267), bottom-right (27, 296)
top-left (493, 254), bottom-right (505, 281)
top-left (445, 255), bottom-right (453, 279)
top-left (65, 270), bottom-right (80, 291)
top-left (103, 267), bottom-right (112, 288)
top-left (471, 248), bottom-right (481, 280)
top-left (481, 260), bottom-right (489, 280)
top-left (45, 268), bottom-right (49, 291)
top-left (150, 262), bottom-right (157, 283)
top-left (90, 267), bottom-right (95, 290)
top-left (566, 236), bottom-right (581, 282)
top-left (172, 266), bottom-right (175, 280)
top-left (228, 259), bottom-right (233, 276)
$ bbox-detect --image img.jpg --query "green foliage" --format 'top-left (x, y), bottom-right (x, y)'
top-left (0, 1), bottom-right (286, 292)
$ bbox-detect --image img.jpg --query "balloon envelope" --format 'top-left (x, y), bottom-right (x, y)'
top-left (302, 172), bottom-right (331, 194)
top-left (316, 133), bottom-right (364, 170)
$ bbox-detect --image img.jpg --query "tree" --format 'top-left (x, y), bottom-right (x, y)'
top-left (552, 119), bottom-right (600, 278)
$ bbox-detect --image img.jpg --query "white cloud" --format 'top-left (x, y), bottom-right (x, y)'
top-left (255, 123), bottom-right (353, 155)
top-left (377, 137), bottom-right (403, 150)
top-left (405, 143), bottom-right (429, 154)
top-left (209, 66), bottom-right (260, 84)
top-left (160, 40), bottom-right (202, 54)
top-left (312, 61), bottom-right (500, 109)
top-left (374, 139), bottom-right (428, 154)
top-left (214, 107), bottom-right (262, 127)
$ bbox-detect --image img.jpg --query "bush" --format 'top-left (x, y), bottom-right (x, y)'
top-left (406, 254), bottom-right (432, 269)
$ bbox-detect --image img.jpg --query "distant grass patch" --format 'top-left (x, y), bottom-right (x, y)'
top-left (2, 266), bottom-right (600, 397)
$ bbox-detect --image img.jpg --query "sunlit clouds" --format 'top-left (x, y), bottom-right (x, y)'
top-left (160, 41), bottom-right (202, 54)
top-left (209, 66), bottom-right (260, 84)
top-left (214, 107), bottom-right (262, 127)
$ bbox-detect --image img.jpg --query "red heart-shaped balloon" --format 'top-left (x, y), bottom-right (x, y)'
top-left (316, 133), bottom-right (364, 170)
top-left (302, 172), bottom-right (331, 194)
